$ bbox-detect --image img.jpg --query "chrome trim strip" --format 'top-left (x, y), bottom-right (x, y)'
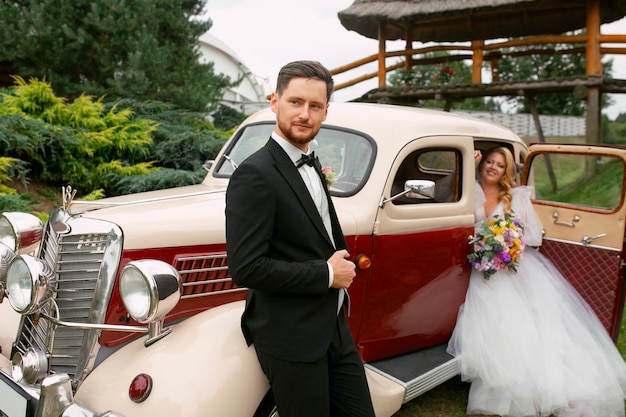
top-left (180, 266), bottom-right (229, 274)
top-left (71, 188), bottom-right (226, 207)
top-left (177, 253), bottom-right (227, 261)
top-left (183, 277), bottom-right (232, 286)
top-left (181, 287), bottom-right (247, 299)
top-left (364, 356), bottom-right (460, 404)
top-left (40, 313), bottom-right (148, 333)
top-left (542, 236), bottom-right (620, 252)
top-left (403, 358), bottom-right (460, 402)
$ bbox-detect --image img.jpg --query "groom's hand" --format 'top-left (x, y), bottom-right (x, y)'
top-left (328, 250), bottom-right (356, 289)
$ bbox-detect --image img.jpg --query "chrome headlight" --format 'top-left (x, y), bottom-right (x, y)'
top-left (120, 260), bottom-right (181, 324)
top-left (6, 255), bottom-right (56, 314)
top-left (0, 243), bottom-right (17, 302)
top-left (12, 347), bottom-right (48, 385)
top-left (0, 212), bottom-right (44, 254)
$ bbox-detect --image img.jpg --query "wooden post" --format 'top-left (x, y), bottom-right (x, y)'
top-left (471, 40), bottom-right (484, 84)
top-left (587, 87), bottom-right (601, 145)
top-left (586, 0), bottom-right (602, 145)
top-left (586, 0), bottom-right (601, 76)
top-left (527, 93), bottom-right (558, 192)
top-left (404, 28), bottom-right (412, 72)
top-left (490, 57), bottom-right (500, 83)
top-left (378, 21), bottom-right (387, 88)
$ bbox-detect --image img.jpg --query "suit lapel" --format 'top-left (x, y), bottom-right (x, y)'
top-left (315, 159), bottom-right (347, 250)
top-left (265, 140), bottom-right (335, 248)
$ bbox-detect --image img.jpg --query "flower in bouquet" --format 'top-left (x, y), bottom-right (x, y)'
top-left (322, 166), bottom-right (337, 187)
top-left (467, 213), bottom-right (525, 279)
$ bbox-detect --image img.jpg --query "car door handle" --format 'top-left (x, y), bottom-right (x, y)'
top-left (582, 233), bottom-right (606, 246)
top-left (552, 212), bottom-right (579, 227)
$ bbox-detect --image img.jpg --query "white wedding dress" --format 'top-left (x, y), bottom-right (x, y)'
top-left (447, 182), bottom-right (626, 417)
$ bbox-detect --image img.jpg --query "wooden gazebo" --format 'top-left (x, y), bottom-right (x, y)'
top-left (333, 0), bottom-right (626, 144)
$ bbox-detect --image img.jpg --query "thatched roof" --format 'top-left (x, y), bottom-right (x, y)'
top-left (338, 0), bottom-right (626, 42)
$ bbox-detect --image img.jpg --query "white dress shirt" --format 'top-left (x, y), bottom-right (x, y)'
top-left (271, 134), bottom-right (345, 312)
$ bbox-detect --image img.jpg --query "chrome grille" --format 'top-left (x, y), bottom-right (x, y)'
top-left (13, 210), bottom-right (123, 385)
top-left (14, 221), bottom-right (59, 364)
top-left (178, 253), bottom-right (244, 298)
top-left (51, 234), bottom-right (108, 375)
top-left (15, 313), bottom-right (52, 354)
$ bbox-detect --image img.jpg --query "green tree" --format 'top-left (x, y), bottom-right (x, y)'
top-left (0, 78), bottom-right (232, 203)
top-left (110, 98), bottom-right (228, 172)
top-left (0, 0), bottom-right (236, 112)
top-left (211, 104), bottom-right (248, 130)
top-left (0, 77), bottom-right (158, 194)
top-left (388, 53), bottom-right (500, 112)
top-left (496, 36), bottom-right (614, 115)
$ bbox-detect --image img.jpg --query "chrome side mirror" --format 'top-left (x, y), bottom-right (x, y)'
top-left (379, 179), bottom-right (436, 207)
top-left (202, 160), bottom-right (214, 172)
top-left (405, 180), bottom-right (435, 199)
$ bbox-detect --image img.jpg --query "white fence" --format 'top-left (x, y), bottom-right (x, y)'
top-left (453, 110), bottom-right (586, 138)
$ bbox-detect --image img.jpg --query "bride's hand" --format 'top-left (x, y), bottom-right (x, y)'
top-left (474, 150), bottom-right (482, 165)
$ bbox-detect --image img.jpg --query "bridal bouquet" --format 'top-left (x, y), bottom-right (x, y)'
top-left (467, 213), bottom-right (525, 279)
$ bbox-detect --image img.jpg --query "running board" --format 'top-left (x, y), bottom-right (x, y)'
top-left (364, 343), bottom-right (460, 403)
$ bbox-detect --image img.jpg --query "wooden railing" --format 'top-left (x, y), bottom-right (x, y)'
top-left (329, 33), bottom-right (626, 93)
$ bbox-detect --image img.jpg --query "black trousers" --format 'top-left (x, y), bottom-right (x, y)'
top-left (255, 311), bottom-right (375, 417)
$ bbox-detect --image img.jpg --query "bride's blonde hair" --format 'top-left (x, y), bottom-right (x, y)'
top-left (478, 147), bottom-right (516, 214)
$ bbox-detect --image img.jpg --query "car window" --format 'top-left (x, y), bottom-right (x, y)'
top-left (529, 152), bottom-right (624, 210)
top-left (213, 122), bottom-right (376, 196)
top-left (214, 123), bottom-right (273, 175)
top-left (391, 149), bottom-right (461, 204)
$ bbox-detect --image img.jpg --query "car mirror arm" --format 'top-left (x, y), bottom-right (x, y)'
top-left (379, 188), bottom-right (413, 208)
top-left (223, 155), bottom-right (239, 170)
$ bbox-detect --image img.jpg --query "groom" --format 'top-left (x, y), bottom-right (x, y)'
top-left (225, 60), bottom-right (375, 417)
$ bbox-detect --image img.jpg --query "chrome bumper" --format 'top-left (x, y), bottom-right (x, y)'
top-left (0, 371), bottom-right (122, 417)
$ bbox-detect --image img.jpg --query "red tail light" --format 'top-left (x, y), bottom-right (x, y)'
top-left (129, 373), bottom-right (152, 403)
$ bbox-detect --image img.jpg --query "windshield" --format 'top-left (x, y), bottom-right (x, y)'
top-left (213, 122), bottom-right (376, 196)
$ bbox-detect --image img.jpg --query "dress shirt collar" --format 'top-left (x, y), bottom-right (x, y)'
top-left (271, 132), bottom-right (313, 166)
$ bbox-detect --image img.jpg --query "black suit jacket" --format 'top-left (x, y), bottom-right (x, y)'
top-left (226, 138), bottom-right (347, 362)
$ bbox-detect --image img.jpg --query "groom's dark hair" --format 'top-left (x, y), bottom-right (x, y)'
top-left (276, 60), bottom-right (334, 102)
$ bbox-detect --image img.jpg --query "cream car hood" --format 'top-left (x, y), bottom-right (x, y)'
top-left (71, 184), bottom-right (228, 250)
top-left (70, 183), bottom-right (361, 251)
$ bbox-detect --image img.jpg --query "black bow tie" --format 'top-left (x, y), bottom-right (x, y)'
top-left (296, 152), bottom-right (317, 168)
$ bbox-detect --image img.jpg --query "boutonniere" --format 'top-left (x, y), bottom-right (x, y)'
top-left (321, 166), bottom-right (337, 187)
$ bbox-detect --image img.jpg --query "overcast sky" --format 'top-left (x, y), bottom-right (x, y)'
top-left (204, 0), bottom-right (626, 119)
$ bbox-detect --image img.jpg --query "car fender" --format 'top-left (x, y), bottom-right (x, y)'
top-left (0, 300), bottom-right (21, 364)
top-left (74, 300), bottom-right (269, 416)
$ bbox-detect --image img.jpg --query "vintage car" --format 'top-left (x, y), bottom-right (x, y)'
top-left (0, 102), bottom-right (624, 417)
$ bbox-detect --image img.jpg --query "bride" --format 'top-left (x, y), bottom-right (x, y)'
top-left (447, 147), bottom-right (626, 417)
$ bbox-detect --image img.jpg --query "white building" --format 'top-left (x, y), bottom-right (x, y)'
top-left (197, 32), bottom-right (270, 115)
